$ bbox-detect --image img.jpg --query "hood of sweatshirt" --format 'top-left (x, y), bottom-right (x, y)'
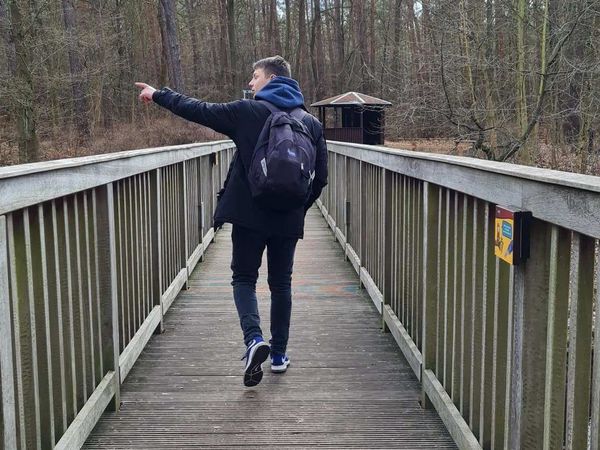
top-left (254, 76), bottom-right (305, 109)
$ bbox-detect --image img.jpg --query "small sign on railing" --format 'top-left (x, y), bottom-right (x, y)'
top-left (494, 206), bottom-right (532, 265)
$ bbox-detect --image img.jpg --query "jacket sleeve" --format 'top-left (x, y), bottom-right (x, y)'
top-left (304, 125), bottom-right (329, 212)
top-left (152, 88), bottom-right (242, 137)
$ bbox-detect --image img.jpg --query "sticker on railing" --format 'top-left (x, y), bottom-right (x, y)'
top-left (494, 206), bottom-right (531, 265)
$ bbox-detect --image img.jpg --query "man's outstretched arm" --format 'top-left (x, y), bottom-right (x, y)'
top-left (135, 82), bottom-right (240, 137)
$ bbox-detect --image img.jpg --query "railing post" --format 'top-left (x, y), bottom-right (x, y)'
top-left (181, 161), bottom-right (190, 290)
top-left (0, 215), bottom-right (17, 449)
top-left (359, 160), bottom-right (366, 289)
top-left (382, 169), bottom-right (393, 331)
top-left (152, 169), bottom-right (164, 334)
top-left (96, 184), bottom-right (120, 411)
top-left (199, 201), bottom-right (205, 262)
top-left (421, 181), bottom-right (439, 409)
top-left (506, 220), bottom-right (552, 448)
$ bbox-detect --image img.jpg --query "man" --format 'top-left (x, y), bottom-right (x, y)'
top-left (136, 56), bottom-right (328, 387)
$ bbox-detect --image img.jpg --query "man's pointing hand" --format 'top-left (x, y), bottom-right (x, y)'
top-left (135, 82), bottom-right (156, 104)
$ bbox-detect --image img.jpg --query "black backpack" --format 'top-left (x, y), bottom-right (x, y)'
top-left (247, 101), bottom-right (316, 211)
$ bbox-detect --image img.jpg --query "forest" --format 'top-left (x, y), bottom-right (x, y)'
top-left (1, 0), bottom-right (599, 173)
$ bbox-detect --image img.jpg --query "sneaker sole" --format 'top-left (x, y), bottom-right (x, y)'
top-left (243, 343), bottom-right (270, 387)
top-left (271, 360), bottom-right (290, 373)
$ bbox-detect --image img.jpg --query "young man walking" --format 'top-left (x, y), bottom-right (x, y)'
top-left (136, 56), bottom-right (328, 387)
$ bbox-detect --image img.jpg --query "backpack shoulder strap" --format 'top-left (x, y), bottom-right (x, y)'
top-left (257, 100), bottom-right (280, 114)
top-left (290, 108), bottom-right (308, 121)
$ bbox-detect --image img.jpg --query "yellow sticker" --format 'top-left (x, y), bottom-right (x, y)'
top-left (494, 217), bottom-right (514, 265)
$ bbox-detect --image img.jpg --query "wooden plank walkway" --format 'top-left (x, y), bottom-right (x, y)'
top-left (84, 208), bottom-right (456, 449)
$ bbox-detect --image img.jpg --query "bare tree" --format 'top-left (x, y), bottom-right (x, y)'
top-left (158, 0), bottom-right (184, 91)
top-left (9, 0), bottom-right (39, 162)
top-left (62, 0), bottom-right (89, 137)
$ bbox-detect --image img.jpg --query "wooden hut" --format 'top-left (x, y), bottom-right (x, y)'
top-left (311, 92), bottom-right (392, 145)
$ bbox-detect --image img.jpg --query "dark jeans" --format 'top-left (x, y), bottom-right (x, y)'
top-left (230, 224), bottom-right (298, 355)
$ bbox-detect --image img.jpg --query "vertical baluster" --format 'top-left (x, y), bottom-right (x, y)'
top-left (564, 233), bottom-right (594, 449)
top-left (443, 190), bottom-right (451, 391)
top-left (95, 183), bottom-right (120, 410)
top-left (153, 169), bottom-right (164, 333)
top-left (74, 196), bottom-right (88, 403)
top-left (416, 181), bottom-right (422, 350)
top-left (51, 201), bottom-right (68, 434)
top-left (0, 215), bottom-right (17, 449)
top-left (450, 192), bottom-right (459, 401)
top-left (590, 240), bottom-right (600, 450)
top-left (182, 161), bottom-right (189, 287)
top-left (435, 188), bottom-right (445, 377)
top-left (62, 199), bottom-right (78, 421)
top-left (82, 194), bottom-right (96, 390)
top-left (421, 181), bottom-right (439, 409)
top-left (479, 202), bottom-right (494, 447)
top-left (382, 169), bottom-right (393, 331)
top-left (145, 173), bottom-right (152, 316)
top-left (114, 183), bottom-right (124, 350)
top-left (91, 190), bottom-right (104, 380)
top-left (125, 179), bottom-right (134, 343)
top-left (401, 176), bottom-right (408, 325)
top-left (38, 204), bottom-right (56, 446)
top-left (408, 178), bottom-right (418, 337)
top-left (459, 196), bottom-right (471, 417)
top-left (541, 225), bottom-right (570, 449)
top-left (134, 176), bottom-right (142, 329)
top-left (136, 175), bottom-right (145, 322)
top-left (491, 236), bottom-right (510, 449)
top-left (469, 199), bottom-right (484, 436)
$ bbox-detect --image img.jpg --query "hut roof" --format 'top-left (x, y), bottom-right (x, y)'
top-left (310, 92), bottom-right (392, 107)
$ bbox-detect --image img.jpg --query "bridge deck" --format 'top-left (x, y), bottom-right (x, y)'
top-left (84, 209), bottom-right (456, 449)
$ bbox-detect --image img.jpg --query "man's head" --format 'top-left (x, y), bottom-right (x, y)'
top-left (249, 55), bottom-right (292, 93)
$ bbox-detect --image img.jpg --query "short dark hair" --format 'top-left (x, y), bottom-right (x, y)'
top-left (252, 55), bottom-right (291, 78)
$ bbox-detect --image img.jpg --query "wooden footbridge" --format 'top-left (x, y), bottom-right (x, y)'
top-left (1, 140), bottom-right (599, 449)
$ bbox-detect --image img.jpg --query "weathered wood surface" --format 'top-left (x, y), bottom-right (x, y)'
top-left (84, 209), bottom-right (456, 449)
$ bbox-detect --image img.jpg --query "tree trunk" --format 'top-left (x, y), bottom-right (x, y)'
top-left (185, 0), bottom-right (201, 89)
top-left (227, 0), bottom-right (237, 97)
top-left (391, 0), bottom-right (402, 75)
top-left (310, 0), bottom-right (325, 100)
top-left (297, 0), bottom-right (310, 90)
top-left (0, 0), bottom-right (16, 76)
top-left (285, 0), bottom-right (291, 59)
top-left (62, 0), bottom-right (89, 138)
top-left (333, 0), bottom-right (344, 91)
top-left (158, 0), bottom-right (184, 91)
top-left (516, 0), bottom-right (528, 134)
top-left (369, 0), bottom-right (376, 68)
top-left (9, 0), bottom-right (39, 163)
top-left (269, 0), bottom-right (281, 54)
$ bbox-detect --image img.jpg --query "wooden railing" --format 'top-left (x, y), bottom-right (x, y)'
top-left (0, 141), bottom-right (235, 449)
top-left (317, 141), bottom-right (600, 450)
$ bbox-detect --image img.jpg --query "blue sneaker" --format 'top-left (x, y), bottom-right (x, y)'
top-left (241, 337), bottom-right (270, 387)
top-left (271, 353), bottom-right (290, 373)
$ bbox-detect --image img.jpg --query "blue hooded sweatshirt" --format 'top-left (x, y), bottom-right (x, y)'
top-left (255, 76), bottom-right (305, 110)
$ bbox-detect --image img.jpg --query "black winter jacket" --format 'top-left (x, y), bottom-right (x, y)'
top-left (152, 88), bottom-right (328, 239)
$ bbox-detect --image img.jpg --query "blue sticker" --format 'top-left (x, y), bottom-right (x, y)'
top-left (502, 221), bottom-right (512, 238)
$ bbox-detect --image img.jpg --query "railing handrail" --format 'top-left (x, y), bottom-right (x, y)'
top-left (326, 141), bottom-right (600, 239)
top-left (0, 140), bottom-right (233, 180)
top-left (327, 140), bottom-right (600, 193)
top-left (0, 140), bottom-right (235, 215)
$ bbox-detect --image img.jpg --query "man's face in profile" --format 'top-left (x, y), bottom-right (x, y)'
top-left (249, 68), bottom-right (274, 93)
